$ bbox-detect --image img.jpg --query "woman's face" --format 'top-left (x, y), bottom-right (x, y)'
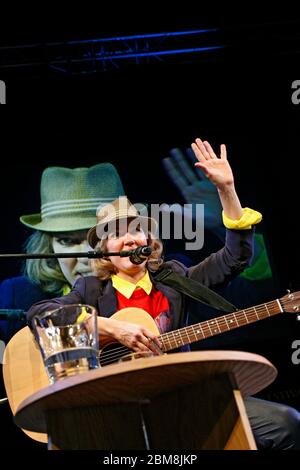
top-left (105, 220), bottom-right (148, 278)
top-left (51, 230), bottom-right (93, 286)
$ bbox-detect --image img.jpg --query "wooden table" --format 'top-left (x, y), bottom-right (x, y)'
top-left (13, 350), bottom-right (277, 450)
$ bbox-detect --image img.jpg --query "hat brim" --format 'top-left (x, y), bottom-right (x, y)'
top-left (87, 215), bottom-right (158, 249)
top-left (20, 213), bottom-right (97, 232)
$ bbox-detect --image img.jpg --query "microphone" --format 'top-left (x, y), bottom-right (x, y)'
top-left (0, 247), bottom-right (152, 261)
top-left (128, 246), bottom-right (153, 265)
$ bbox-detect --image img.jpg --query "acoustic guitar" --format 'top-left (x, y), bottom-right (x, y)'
top-left (2, 290), bottom-right (300, 443)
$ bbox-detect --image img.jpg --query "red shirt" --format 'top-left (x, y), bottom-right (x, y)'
top-left (116, 286), bottom-right (170, 319)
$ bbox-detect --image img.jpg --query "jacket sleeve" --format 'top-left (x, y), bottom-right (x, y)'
top-left (187, 228), bottom-right (254, 289)
top-left (26, 277), bottom-right (87, 326)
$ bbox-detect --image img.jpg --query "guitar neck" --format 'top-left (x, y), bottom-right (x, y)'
top-left (159, 299), bottom-right (283, 352)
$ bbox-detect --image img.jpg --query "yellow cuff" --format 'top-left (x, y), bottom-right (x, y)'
top-left (222, 207), bottom-right (262, 230)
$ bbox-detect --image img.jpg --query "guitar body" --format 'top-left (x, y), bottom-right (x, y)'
top-left (2, 327), bottom-right (48, 443)
top-left (99, 308), bottom-right (160, 366)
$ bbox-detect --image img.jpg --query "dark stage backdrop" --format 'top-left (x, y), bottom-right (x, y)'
top-left (0, 32), bottom-right (300, 420)
top-left (1, 61), bottom-right (298, 291)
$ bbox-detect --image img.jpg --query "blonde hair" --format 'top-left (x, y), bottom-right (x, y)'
top-left (22, 231), bottom-right (66, 295)
top-left (92, 233), bottom-right (163, 280)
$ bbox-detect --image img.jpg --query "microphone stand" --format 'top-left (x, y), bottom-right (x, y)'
top-left (0, 251), bottom-right (133, 320)
top-left (0, 250), bottom-right (135, 260)
top-left (0, 247), bottom-right (152, 322)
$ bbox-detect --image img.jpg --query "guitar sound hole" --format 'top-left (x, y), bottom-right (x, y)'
top-left (99, 345), bottom-right (154, 367)
top-left (99, 343), bottom-right (132, 367)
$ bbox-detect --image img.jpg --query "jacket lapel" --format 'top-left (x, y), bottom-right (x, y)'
top-left (97, 280), bottom-right (118, 318)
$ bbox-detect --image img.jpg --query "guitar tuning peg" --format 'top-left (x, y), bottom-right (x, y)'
top-left (286, 289), bottom-right (294, 300)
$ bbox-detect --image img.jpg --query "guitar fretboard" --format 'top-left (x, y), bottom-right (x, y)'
top-left (159, 299), bottom-right (283, 352)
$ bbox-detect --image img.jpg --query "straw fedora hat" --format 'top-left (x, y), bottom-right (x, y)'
top-left (87, 196), bottom-right (158, 248)
top-left (20, 163), bottom-right (125, 232)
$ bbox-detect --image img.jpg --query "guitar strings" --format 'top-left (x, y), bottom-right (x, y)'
top-left (99, 301), bottom-right (284, 366)
top-left (99, 345), bottom-right (131, 362)
top-left (99, 303), bottom-right (279, 364)
top-left (99, 341), bottom-right (164, 365)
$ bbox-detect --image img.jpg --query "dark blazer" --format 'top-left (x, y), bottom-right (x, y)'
top-left (27, 229), bottom-right (254, 329)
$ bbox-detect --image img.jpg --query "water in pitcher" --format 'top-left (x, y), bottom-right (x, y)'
top-left (45, 346), bottom-right (99, 383)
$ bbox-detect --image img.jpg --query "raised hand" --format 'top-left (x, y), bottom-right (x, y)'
top-left (191, 138), bottom-right (242, 221)
top-left (191, 138), bottom-right (234, 189)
